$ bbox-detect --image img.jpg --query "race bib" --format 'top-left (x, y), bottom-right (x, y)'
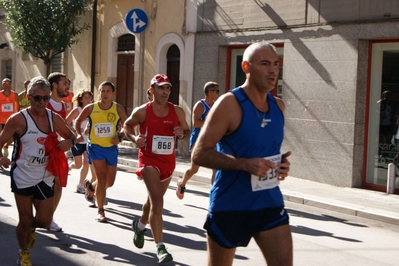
top-left (24, 155), bottom-right (48, 167)
top-left (152, 135), bottom-right (174, 155)
top-left (251, 154), bottom-right (281, 192)
top-left (1, 103), bottom-right (13, 112)
top-left (94, 123), bottom-right (113, 138)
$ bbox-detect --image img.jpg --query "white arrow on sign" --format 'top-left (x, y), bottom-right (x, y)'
top-left (131, 11), bottom-right (147, 32)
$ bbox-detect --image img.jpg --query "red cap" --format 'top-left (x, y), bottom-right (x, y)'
top-left (151, 74), bottom-right (172, 87)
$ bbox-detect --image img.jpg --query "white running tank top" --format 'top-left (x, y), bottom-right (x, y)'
top-left (11, 109), bottom-right (55, 189)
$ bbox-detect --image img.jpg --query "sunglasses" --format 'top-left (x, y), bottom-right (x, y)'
top-left (32, 95), bottom-right (50, 102)
top-left (210, 89), bottom-right (220, 94)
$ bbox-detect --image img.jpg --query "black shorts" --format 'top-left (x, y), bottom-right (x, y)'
top-left (204, 207), bottom-right (289, 248)
top-left (11, 180), bottom-right (54, 200)
top-left (71, 143), bottom-right (87, 157)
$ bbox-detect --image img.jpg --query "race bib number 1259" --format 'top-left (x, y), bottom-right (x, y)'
top-left (94, 123), bottom-right (113, 138)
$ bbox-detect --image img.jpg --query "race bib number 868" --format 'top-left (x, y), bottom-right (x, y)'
top-left (152, 135), bottom-right (174, 155)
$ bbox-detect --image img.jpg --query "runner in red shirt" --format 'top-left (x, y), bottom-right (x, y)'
top-left (123, 74), bottom-right (190, 263)
top-left (46, 72), bottom-right (70, 232)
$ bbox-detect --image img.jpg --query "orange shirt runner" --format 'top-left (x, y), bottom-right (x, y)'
top-left (62, 91), bottom-right (74, 117)
top-left (0, 90), bottom-right (17, 124)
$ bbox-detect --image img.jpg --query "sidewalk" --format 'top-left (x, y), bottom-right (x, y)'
top-left (117, 144), bottom-right (399, 226)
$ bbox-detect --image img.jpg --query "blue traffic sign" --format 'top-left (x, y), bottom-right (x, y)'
top-left (125, 8), bottom-right (148, 34)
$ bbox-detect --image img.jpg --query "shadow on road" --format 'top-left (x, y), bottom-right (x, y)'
top-left (287, 208), bottom-right (365, 242)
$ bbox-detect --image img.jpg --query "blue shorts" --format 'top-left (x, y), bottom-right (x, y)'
top-left (87, 144), bottom-right (118, 166)
top-left (11, 180), bottom-right (54, 200)
top-left (204, 206), bottom-right (289, 248)
top-left (71, 143), bottom-right (87, 157)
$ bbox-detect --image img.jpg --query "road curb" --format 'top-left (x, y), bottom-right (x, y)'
top-left (283, 193), bottom-right (399, 225)
top-left (117, 157), bottom-right (399, 225)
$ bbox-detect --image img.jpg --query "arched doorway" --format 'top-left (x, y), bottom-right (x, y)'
top-left (166, 44), bottom-right (180, 105)
top-left (116, 34), bottom-right (135, 115)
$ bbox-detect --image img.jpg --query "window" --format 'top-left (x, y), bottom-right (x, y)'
top-left (365, 41), bottom-right (399, 191)
top-left (5, 59), bottom-right (12, 79)
top-left (118, 34), bottom-right (135, 51)
top-left (51, 53), bottom-right (64, 73)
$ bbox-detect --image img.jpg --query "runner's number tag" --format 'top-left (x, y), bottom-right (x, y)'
top-left (251, 154), bottom-right (281, 192)
top-left (2, 103), bottom-right (13, 112)
top-left (94, 123), bottom-right (113, 138)
top-left (25, 155), bottom-right (48, 167)
top-left (152, 135), bottom-right (174, 155)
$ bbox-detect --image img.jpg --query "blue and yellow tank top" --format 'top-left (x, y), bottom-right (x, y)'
top-left (88, 102), bottom-right (120, 147)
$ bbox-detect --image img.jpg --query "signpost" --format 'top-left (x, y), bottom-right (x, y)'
top-left (125, 8), bottom-right (148, 34)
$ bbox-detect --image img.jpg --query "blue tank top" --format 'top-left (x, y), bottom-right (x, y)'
top-left (209, 87), bottom-right (285, 212)
top-left (189, 99), bottom-right (211, 151)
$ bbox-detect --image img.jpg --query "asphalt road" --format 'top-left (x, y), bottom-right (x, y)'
top-left (1, 165), bottom-right (399, 265)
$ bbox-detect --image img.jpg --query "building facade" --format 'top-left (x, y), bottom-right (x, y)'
top-left (0, 0), bottom-right (194, 156)
top-left (193, 0), bottom-right (399, 193)
top-left (1, 0), bottom-right (399, 194)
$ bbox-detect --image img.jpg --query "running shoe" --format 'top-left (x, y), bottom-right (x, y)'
top-left (88, 196), bottom-right (96, 208)
top-left (68, 157), bottom-right (74, 171)
top-left (27, 229), bottom-right (36, 248)
top-left (47, 220), bottom-right (62, 232)
top-left (176, 179), bottom-right (185, 200)
top-left (65, 150), bottom-right (73, 160)
top-left (76, 183), bottom-right (85, 194)
top-left (157, 245), bottom-right (173, 264)
top-left (95, 209), bottom-right (107, 223)
top-left (84, 179), bottom-right (95, 202)
top-left (89, 196), bottom-right (108, 207)
top-left (131, 219), bottom-right (146, 249)
top-left (17, 249), bottom-right (32, 266)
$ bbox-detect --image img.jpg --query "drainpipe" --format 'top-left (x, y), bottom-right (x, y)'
top-left (90, 0), bottom-right (98, 93)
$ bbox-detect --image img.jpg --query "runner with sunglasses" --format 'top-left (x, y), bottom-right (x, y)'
top-left (0, 76), bottom-right (76, 266)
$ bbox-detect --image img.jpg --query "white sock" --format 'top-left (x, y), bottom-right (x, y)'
top-left (137, 220), bottom-right (146, 231)
top-left (156, 242), bottom-right (164, 248)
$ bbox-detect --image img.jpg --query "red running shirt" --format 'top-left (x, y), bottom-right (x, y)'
top-left (47, 100), bottom-right (66, 119)
top-left (138, 102), bottom-right (178, 172)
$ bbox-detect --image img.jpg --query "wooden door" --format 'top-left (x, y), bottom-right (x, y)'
top-left (116, 54), bottom-right (134, 115)
top-left (166, 45), bottom-right (180, 105)
top-left (167, 60), bottom-right (180, 105)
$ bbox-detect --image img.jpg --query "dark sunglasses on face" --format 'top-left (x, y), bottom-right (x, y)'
top-left (32, 95), bottom-right (50, 102)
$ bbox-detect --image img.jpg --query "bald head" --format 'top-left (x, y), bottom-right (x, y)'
top-left (242, 42), bottom-right (277, 63)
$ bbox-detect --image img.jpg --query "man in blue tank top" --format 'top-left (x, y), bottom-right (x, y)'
top-left (192, 42), bottom-right (293, 266)
top-left (176, 81), bottom-right (219, 199)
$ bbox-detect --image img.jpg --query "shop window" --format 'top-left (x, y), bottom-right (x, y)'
top-left (365, 41), bottom-right (399, 192)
